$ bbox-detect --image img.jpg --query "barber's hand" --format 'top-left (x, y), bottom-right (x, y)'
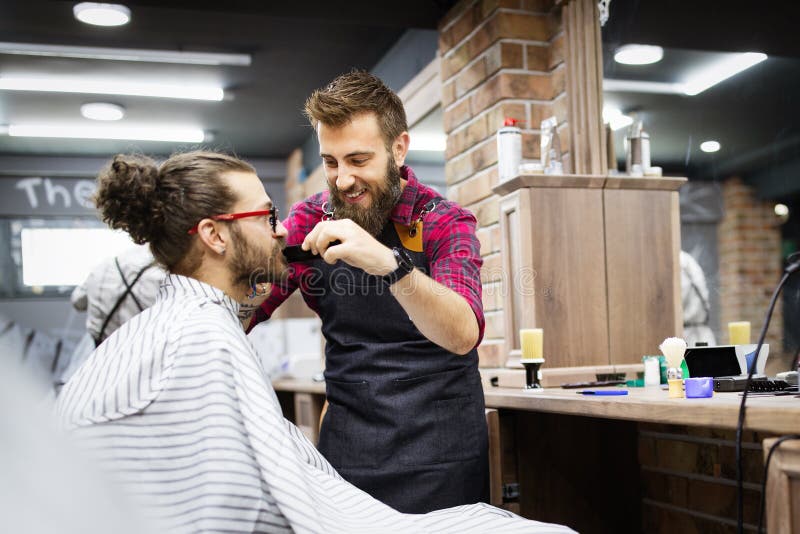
top-left (302, 219), bottom-right (397, 276)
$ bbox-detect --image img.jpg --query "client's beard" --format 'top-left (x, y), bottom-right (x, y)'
top-left (228, 223), bottom-right (288, 291)
top-left (329, 158), bottom-right (403, 237)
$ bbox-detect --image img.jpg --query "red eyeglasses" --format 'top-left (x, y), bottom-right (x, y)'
top-left (188, 207), bottom-right (279, 235)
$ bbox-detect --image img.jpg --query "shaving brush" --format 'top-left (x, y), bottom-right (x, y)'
top-left (659, 337), bottom-right (687, 377)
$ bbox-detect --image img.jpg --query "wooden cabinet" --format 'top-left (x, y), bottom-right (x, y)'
top-left (493, 173), bottom-right (686, 367)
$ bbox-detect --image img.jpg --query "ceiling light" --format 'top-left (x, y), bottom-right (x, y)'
top-left (605, 52), bottom-right (767, 96)
top-left (81, 102), bottom-right (125, 121)
top-left (602, 106), bottom-right (634, 131)
top-left (683, 52), bottom-right (767, 96)
top-left (603, 79), bottom-right (684, 94)
top-left (774, 204), bottom-right (789, 218)
top-left (409, 133), bottom-right (446, 152)
top-left (700, 140), bottom-right (721, 153)
top-left (8, 124), bottom-right (205, 143)
top-left (614, 44), bottom-right (664, 65)
top-left (0, 76), bottom-right (224, 101)
top-left (73, 2), bottom-right (131, 27)
top-left (0, 41), bottom-right (251, 66)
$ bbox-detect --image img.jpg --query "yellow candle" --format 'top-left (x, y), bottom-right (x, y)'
top-left (520, 328), bottom-right (543, 361)
top-left (728, 321), bottom-right (751, 345)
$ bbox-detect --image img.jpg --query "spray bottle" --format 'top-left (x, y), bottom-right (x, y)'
top-left (497, 117), bottom-right (522, 183)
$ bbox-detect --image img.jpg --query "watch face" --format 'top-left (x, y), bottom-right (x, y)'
top-left (395, 247), bottom-right (413, 270)
top-left (383, 247), bottom-right (413, 285)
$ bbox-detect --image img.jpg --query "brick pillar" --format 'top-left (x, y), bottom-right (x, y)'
top-left (439, 0), bottom-right (566, 366)
top-left (718, 177), bottom-right (785, 373)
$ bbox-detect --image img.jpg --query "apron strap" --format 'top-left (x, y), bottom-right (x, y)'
top-left (96, 259), bottom-right (155, 344)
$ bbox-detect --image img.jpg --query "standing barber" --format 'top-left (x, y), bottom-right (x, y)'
top-left (247, 71), bottom-right (488, 513)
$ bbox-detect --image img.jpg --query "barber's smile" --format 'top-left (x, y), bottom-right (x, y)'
top-left (341, 187), bottom-right (368, 203)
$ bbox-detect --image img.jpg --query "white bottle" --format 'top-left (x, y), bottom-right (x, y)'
top-left (644, 356), bottom-right (660, 387)
top-left (497, 117), bottom-right (522, 183)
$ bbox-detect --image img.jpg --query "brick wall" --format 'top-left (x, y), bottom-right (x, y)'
top-left (439, 0), bottom-right (565, 366)
top-left (639, 423), bottom-right (769, 533)
top-left (718, 177), bottom-right (786, 373)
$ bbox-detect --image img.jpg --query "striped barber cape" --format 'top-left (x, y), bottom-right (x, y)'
top-left (56, 274), bottom-right (574, 534)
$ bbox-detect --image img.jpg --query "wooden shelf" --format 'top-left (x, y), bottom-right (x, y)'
top-left (492, 173), bottom-right (686, 196)
top-left (492, 173), bottom-right (606, 196)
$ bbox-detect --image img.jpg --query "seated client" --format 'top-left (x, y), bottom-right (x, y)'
top-left (56, 150), bottom-right (574, 534)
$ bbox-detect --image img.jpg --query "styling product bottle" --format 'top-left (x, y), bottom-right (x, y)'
top-left (497, 118), bottom-right (522, 183)
top-left (640, 125), bottom-right (651, 172)
top-left (606, 123), bottom-right (617, 174)
top-left (625, 120), bottom-right (643, 176)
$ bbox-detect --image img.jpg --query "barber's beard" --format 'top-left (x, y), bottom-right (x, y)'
top-left (329, 158), bottom-right (403, 237)
top-left (228, 223), bottom-right (288, 291)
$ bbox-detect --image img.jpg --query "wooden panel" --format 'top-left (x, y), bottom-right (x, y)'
top-left (399, 56), bottom-right (441, 128)
top-left (562, 0), bottom-right (605, 175)
top-left (500, 192), bottom-right (534, 363)
top-left (485, 409), bottom-right (503, 506)
top-left (492, 363), bottom-right (643, 388)
top-left (527, 186), bottom-right (609, 366)
top-left (514, 411), bottom-right (641, 534)
top-left (764, 438), bottom-right (800, 534)
top-left (605, 189), bottom-right (682, 364)
top-left (294, 392), bottom-right (325, 446)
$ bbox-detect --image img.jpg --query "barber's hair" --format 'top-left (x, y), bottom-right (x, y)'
top-left (304, 70), bottom-right (408, 150)
top-left (94, 151), bottom-right (255, 272)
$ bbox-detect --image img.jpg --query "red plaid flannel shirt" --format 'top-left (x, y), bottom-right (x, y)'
top-left (252, 166), bottom-right (485, 347)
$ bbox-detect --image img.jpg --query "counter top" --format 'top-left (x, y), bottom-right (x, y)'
top-left (272, 376), bottom-right (800, 435)
top-left (483, 386), bottom-right (800, 435)
top-left (272, 377), bottom-right (326, 395)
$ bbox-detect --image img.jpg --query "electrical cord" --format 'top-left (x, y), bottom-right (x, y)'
top-left (736, 254), bottom-right (800, 534)
top-left (757, 435), bottom-right (800, 534)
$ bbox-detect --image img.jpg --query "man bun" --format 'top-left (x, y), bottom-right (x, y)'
top-left (92, 150), bottom-right (254, 273)
top-left (94, 154), bottom-right (164, 245)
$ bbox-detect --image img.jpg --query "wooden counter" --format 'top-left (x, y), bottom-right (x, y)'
top-left (273, 376), bottom-right (800, 533)
top-left (483, 386), bottom-right (800, 435)
top-left (273, 377), bottom-right (326, 395)
top-left (273, 376), bottom-right (800, 435)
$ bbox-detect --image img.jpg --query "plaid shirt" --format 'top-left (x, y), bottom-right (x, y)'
top-left (253, 166), bottom-right (485, 347)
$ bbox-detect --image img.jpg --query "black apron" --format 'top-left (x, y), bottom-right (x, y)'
top-left (311, 220), bottom-right (489, 513)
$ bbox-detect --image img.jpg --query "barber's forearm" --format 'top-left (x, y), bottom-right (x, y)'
top-left (390, 268), bottom-right (479, 355)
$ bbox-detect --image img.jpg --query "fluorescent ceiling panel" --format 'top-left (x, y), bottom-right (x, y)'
top-left (0, 76), bottom-right (224, 100)
top-left (8, 124), bottom-right (205, 143)
top-left (0, 41), bottom-right (251, 66)
top-left (604, 52), bottom-right (767, 96)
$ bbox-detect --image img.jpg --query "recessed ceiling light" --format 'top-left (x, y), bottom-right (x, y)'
top-left (73, 2), bottom-right (131, 26)
top-left (602, 106), bottom-right (634, 131)
top-left (7, 124), bottom-right (205, 143)
top-left (0, 76), bottom-right (224, 101)
top-left (700, 140), bottom-right (721, 153)
top-left (81, 102), bottom-right (125, 121)
top-left (614, 44), bottom-right (664, 65)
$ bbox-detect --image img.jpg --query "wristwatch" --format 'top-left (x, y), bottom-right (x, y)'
top-left (381, 247), bottom-right (414, 286)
